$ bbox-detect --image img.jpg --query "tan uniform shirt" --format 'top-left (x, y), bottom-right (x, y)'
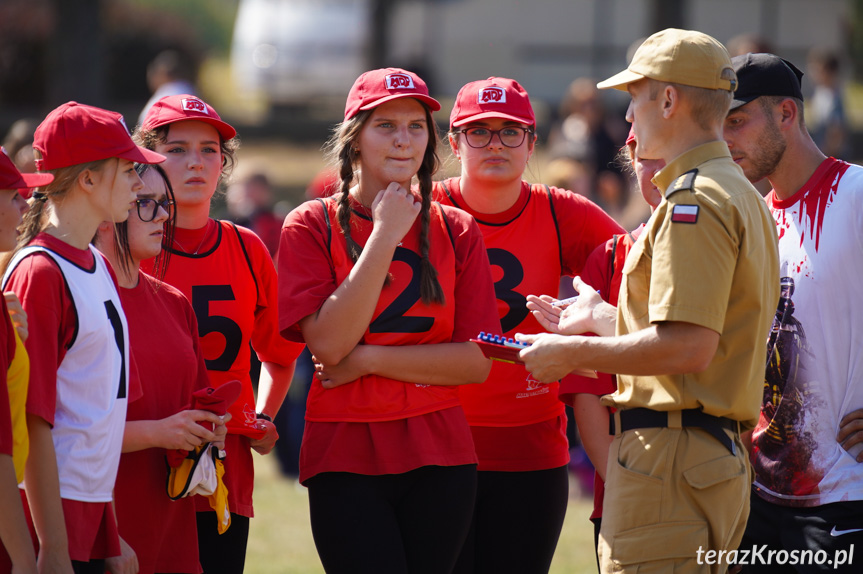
top-left (603, 141), bottom-right (779, 428)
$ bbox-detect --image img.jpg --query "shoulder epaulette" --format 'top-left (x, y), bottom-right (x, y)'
top-left (666, 168), bottom-right (699, 198)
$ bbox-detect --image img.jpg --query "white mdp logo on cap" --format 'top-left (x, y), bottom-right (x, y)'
top-left (479, 87), bottom-right (506, 104)
top-left (386, 74), bottom-right (415, 90)
top-left (182, 98), bottom-right (209, 115)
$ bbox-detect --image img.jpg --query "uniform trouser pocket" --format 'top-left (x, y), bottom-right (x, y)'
top-left (599, 427), bottom-right (750, 574)
top-left (611, 521), bottom-right (708, 573)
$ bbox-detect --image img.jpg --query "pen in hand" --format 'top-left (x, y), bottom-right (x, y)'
top-left (550, 288), bottom-right (601, 308)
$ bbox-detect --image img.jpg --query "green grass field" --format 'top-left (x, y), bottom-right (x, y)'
top-left (245, 454), bottom-right (599, 573)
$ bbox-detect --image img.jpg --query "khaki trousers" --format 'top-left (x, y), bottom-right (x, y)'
top-left (598, 416), bottom-right (750, 573)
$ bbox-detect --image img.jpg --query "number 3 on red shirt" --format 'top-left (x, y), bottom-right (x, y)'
top-left (487, 248), bottom-right (528, 334)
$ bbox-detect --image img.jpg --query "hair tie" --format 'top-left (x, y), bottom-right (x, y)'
top-left (31, 190), bottom-right (48, 202)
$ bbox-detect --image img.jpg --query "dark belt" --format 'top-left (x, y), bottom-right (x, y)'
top-left (610, 407), bottom-right (739, 455)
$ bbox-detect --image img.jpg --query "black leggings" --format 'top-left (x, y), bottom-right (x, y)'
top-left (307, 465), bottom-right (477, 574)
top-left (72, 560), bottom-right (104, 574)
top-left (196, 511), bottom-right (250, 574)
top-left (453, 466), bottom-right (569, 574)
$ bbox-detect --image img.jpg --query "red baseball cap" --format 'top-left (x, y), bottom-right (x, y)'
top-left (142, 95), bottom-right (237, 140)
top-left (34, 102), bottom-right (165, 171)
top-left (0, 149), bottom-right (54, 199)
top-left (344, 68), bottom-right (441, 121)
top-left (450, 77), bottom-right (535, 129)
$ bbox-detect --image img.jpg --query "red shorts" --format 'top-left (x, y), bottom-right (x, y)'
top-left (10, 492), bottom-right (121, 562)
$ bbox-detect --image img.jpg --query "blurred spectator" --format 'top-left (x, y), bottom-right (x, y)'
top-left (305, 167), bottom-right (340, 200)
top-left (1, 119), bottom-right (39, 172)
top-left (137, 49), bottom-right (198, 126)
top-left (547, 78), bottom-right (631, 228)
top-left (548, 78), bottom-right (628, 176)
top-left (807, 48), bottom-right (850, 159)
top-left (545, 156), bottom-right (594, 199)
top-left (272, 347), bottom-right (313, 479)
top-left (726, 33), bottom-right (773, 57)
top-left (225, 172), bottom-right (281, 257)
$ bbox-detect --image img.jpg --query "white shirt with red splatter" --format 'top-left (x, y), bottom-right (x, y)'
top-left (752, 157), bottom-right (863, 507)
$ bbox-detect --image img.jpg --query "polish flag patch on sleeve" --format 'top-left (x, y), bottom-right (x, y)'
top-left (671, 204), bottom-right (699, 224)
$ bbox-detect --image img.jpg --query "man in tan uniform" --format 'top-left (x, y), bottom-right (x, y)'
top-left (519, 29), bottom-right (779, 573)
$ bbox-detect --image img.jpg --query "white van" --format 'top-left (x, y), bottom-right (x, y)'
top-left (231, 0), bottom-right (370, 106)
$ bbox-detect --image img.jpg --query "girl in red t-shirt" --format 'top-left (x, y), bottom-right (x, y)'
top-left (435, 77), bottom-right (623, 573)
top-left (1, 102), bottom-right (164, 573)
top-left (278, 67), bottom-right (499, 573)
top-left (93, 164), bottom-right (229, 574)
top-left (134, 95), bottom-right (303, 574)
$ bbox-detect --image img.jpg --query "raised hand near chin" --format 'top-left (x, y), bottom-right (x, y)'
top-left (370, 182), bottom-right (421, 246)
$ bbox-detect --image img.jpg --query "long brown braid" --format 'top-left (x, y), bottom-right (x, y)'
top-left (328, 111), bottom-right (365, 263)
top-left (325, 102), bottom-right (444, 305)
top-left (414, 107), bottom-right (444, 305)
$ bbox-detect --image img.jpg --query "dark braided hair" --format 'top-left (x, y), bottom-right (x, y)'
top-left (328, 111), bottom-right (366, 263)
top-left (325, 101), bottom-right (444, 305)
top-left (414, 113), bottom-right (445, 305)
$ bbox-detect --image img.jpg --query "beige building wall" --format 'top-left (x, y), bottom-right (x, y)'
top-left (388, 0), bottom-right (848, 109)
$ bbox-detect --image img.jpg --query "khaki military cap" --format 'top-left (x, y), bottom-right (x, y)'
top-left (598, 28), bottom-right (737, 92)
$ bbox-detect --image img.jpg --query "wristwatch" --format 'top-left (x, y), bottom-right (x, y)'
top-left (256, 412), bottom-right (272, 423)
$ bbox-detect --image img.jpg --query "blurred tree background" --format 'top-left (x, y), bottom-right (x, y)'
top-left (2, 0), bottom-right (863, 201)
top-left (851, 0), bottom-right (863, 78)
top-left (0, 0), bottom-right (238, 122)
top-left (2, 0), bottom-right (862, 130)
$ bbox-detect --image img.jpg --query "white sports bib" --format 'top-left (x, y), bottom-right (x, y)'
top-left (4, 245), bottom-right (129, 502)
